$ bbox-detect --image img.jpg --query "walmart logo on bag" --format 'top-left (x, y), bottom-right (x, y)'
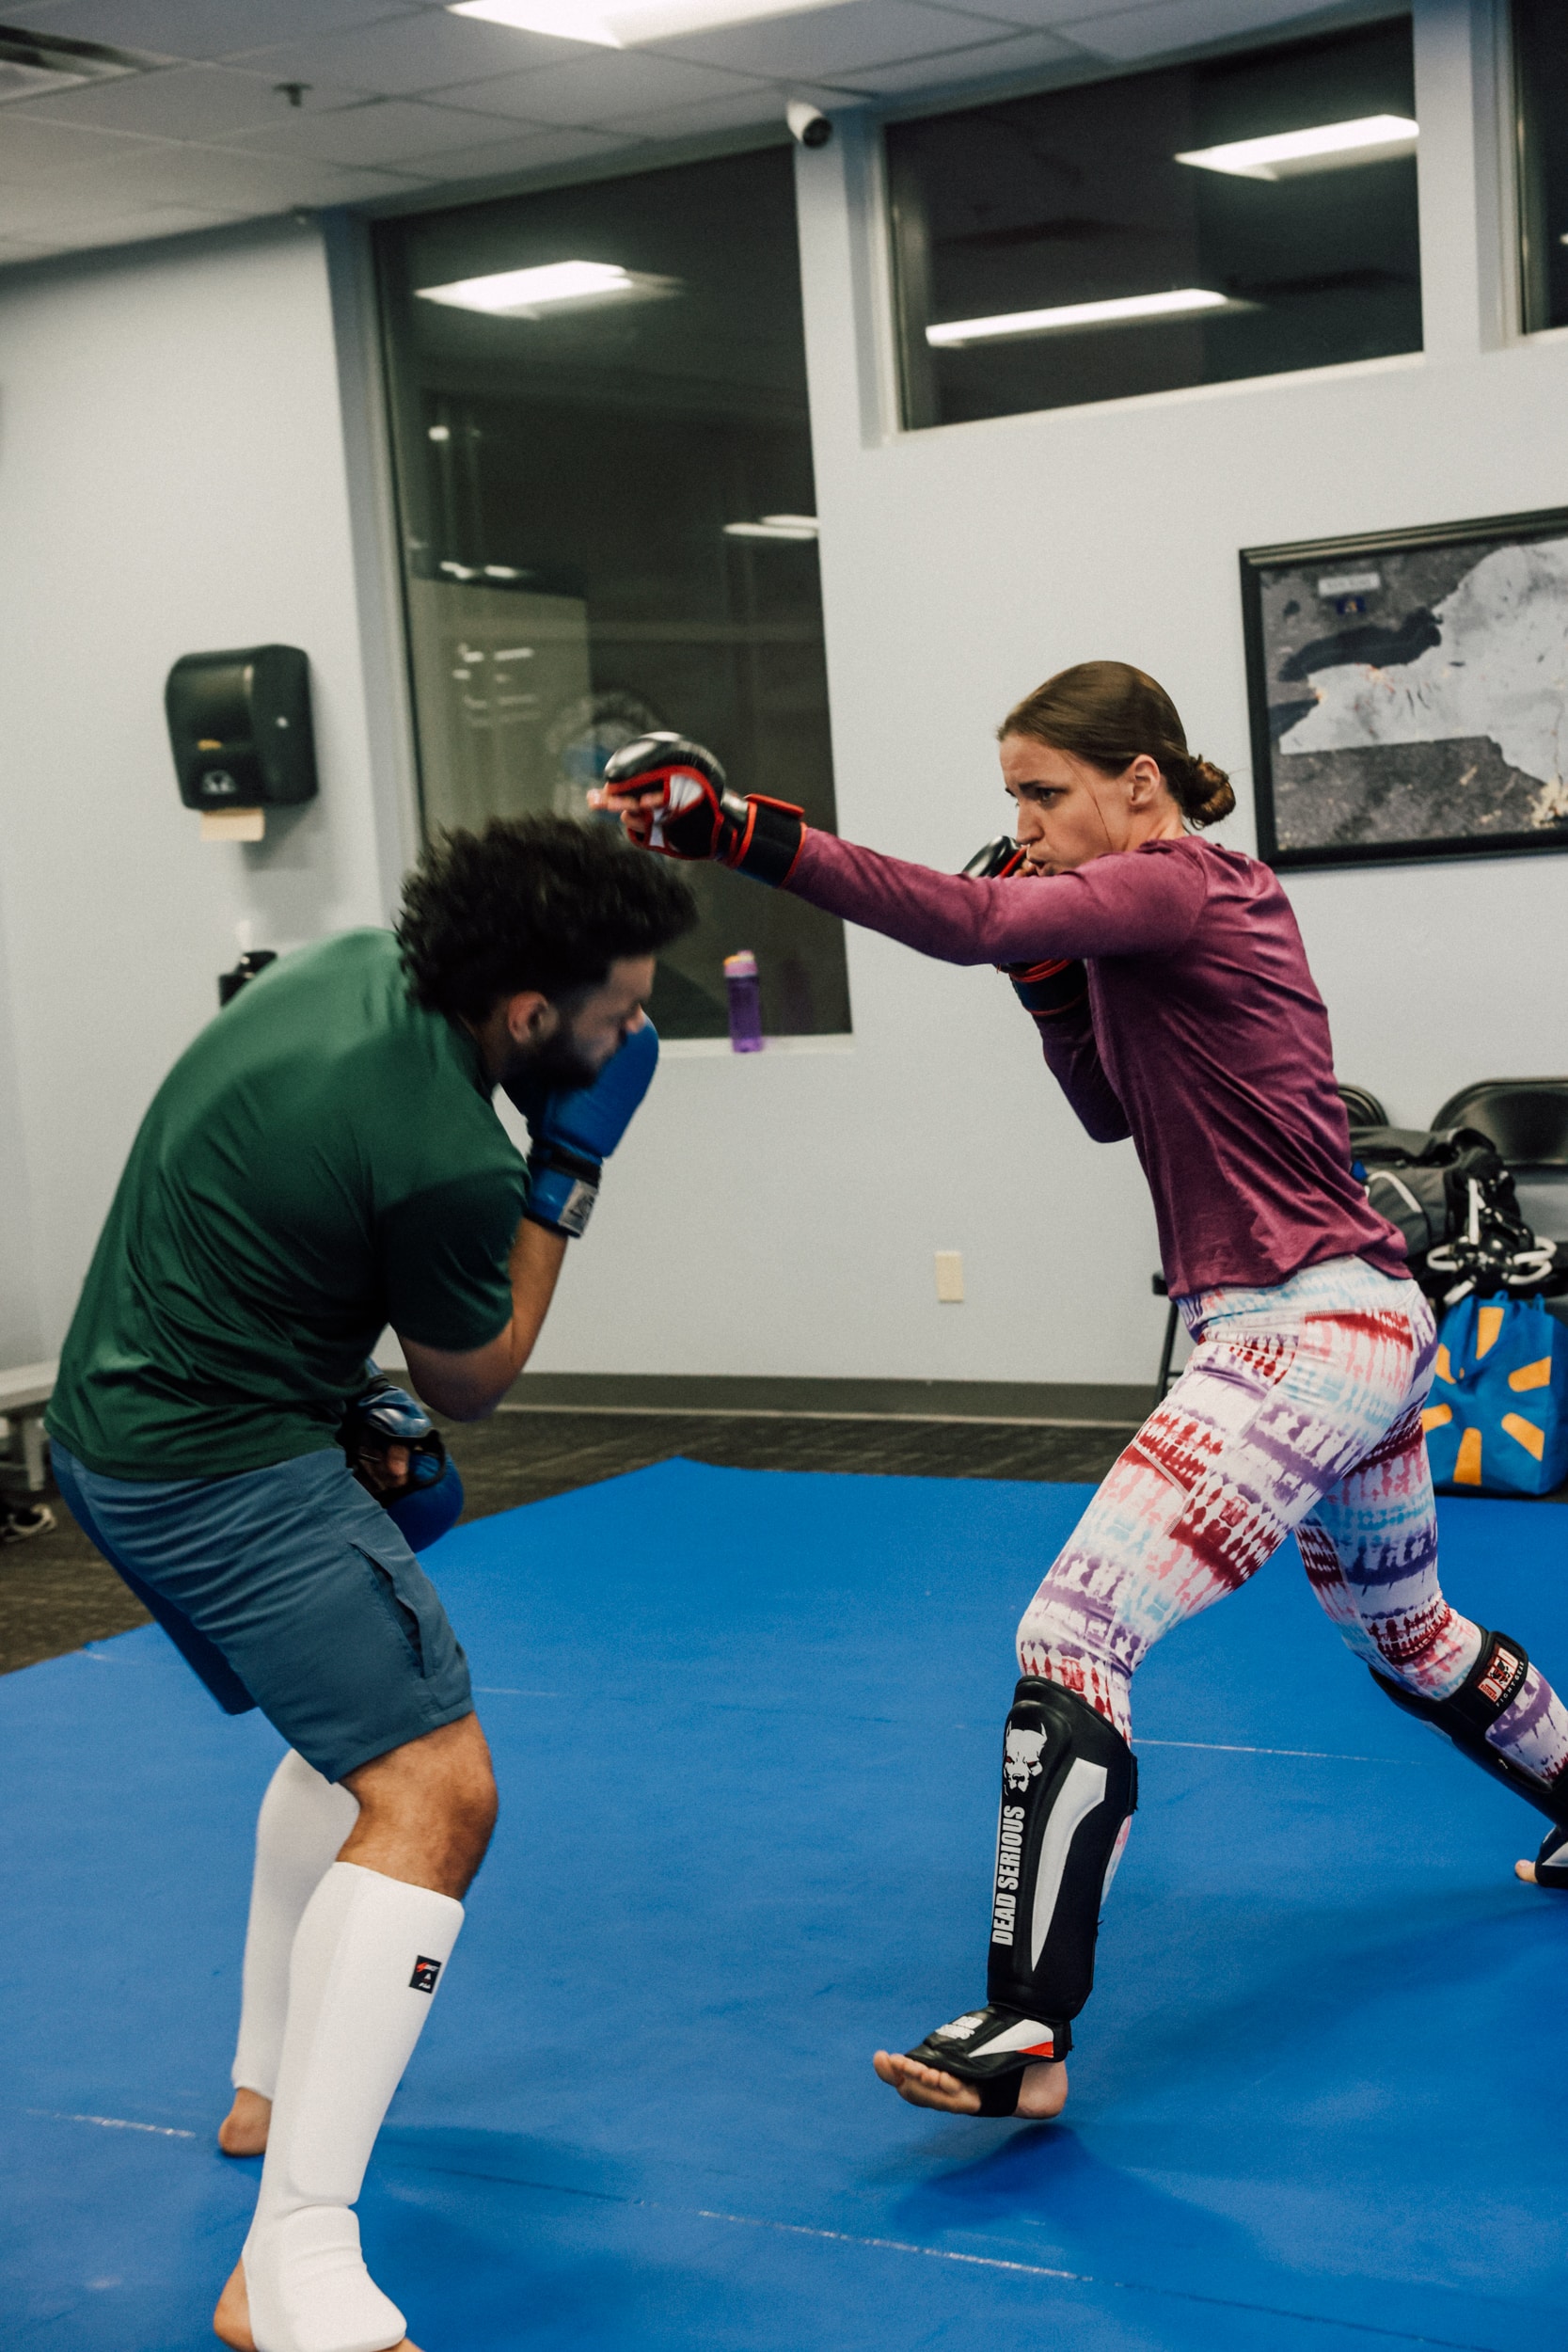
top-left (1423, 1297), bottom-right (1568, 1497)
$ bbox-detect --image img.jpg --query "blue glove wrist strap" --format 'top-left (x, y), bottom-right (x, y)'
top-left (525, 1150), bottom-right (600, 1238)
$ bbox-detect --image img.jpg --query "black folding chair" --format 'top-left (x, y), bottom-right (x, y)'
top-left (1338, 1084), bottom-right (1389, 1131)
top-left (1431, 1078), bottom-right (1568, 1247)
top-left (1431, 1079), bottom-right (1568, 1169)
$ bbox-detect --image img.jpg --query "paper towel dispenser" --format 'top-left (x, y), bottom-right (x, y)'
top-left (166, 644), bottom-right (319, 814)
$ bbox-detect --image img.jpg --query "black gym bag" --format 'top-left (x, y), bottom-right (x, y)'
top-left (1349, 1124), bottom-right (1563, 1304)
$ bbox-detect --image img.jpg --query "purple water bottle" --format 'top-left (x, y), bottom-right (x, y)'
top-left (723, 950), bottom-right (764, 1053)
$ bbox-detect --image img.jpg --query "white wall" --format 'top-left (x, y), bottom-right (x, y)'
top-left (2, 0), bottom-right (1562, 1391)
top-left (532, 0), bottom-right (1568, 1388)
top-left (0, 217), bottom-right (388, 1361)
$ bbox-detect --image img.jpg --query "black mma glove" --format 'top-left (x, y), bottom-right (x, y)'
top-left (961, 834), bottom-right (1087, 1027)
top-left (597, 733), bottom-right (805, 884)
top-left (339, 1372), bottom-right (450, 1506)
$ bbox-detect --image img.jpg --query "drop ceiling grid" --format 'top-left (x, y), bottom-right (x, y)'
top-left (2, 0), bottom-right (1346, 263)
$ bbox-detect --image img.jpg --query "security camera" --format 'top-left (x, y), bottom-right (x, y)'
top-left (787, 101), bottom-right (832, 149)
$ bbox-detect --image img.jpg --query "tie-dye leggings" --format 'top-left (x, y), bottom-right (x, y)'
top-left (1017, 1255), bottom-right (1568, 1789)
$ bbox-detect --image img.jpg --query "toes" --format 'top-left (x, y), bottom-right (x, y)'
top-left (873, 2052), bottom-right (978, 2112)
top-left (1516, 1860), bottom-right (1538, 1883)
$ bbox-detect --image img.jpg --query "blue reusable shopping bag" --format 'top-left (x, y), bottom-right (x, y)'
top-left (1423, 1295), bottom-right (1568, 1497)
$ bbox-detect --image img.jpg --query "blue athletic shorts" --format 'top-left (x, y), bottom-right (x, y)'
top-left (52, 1444), bottom-right (473, 1784)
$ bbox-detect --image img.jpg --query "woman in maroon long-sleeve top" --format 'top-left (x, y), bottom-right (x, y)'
top-left (595, 661), bottom-right (1568, 2124)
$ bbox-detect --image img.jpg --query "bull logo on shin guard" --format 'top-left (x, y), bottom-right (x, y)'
top-left (1004, 1724), bottom-right (1050, 1793)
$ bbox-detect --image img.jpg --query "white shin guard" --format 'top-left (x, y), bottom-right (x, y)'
top-left (243, 1862), bottom-right (464, 2352)
top-left (233, 1751), bottom-right (360, 2099)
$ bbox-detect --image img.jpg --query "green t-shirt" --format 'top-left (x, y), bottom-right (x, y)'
top-left (49, 930), bottom-right (528, 1480)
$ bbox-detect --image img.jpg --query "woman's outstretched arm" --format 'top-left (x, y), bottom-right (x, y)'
top-left (784, 829), bottom-right (1207, 966)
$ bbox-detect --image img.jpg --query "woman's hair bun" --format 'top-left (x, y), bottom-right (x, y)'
top-left (1182, 755), bottom-right (1235, 829)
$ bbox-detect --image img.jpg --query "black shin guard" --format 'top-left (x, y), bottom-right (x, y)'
top-left (907, 1678), bottom-right (1136, 2116)
top-left (1370, 1629), bottom-right (1568, 1886)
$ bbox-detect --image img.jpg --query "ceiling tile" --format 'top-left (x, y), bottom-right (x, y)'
top-left (1058, 0), bottom-right (1329, 60)
top-left (14, 64), bottom-right (374, 138)
top-left (432, 51), bottom-right (768, 128)
top-left (0, 172), bottom-right (168, 233)
top-left (223, 94), bottom-right (530, 164)
top-left (45, 203), bottom-right (248, 246)
top-left (8, 137), bottom-right (423, 217)
top-left (0, 113), bottom-right (167, 184)
top-left (0, 235), bottom-right (71, 262)
top-left (829, 23), bottom-right (1079, 88)
top-left (930, 0), bottom-right (1099, 27)
top-left (185, 150), bottom-right (431, 206)
top-left (13, 0), bottom-right (424, 60)
top-left (591, 83), bottom-right (795, 137)
top-left (400, 122), bottom-right (635, 180)
top-left (227, 8), bottom-right (589, 96)
top-left (648, 0), bottom-right (1021, 78)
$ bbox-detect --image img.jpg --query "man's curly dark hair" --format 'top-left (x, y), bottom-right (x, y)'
top-left (398, 815), bottom-right (698, 1023)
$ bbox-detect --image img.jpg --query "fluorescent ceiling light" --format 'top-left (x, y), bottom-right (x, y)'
top-left (724, 514), bottom-right (819, 542)
top-left (416, 260), bottom-right (673, 317)
top-left (450, 0), bottom-right (839, 50)
top-left (1175, 115), bottom-right (1418, 182)
top-left (927, 288), bottom-right (1233, 349)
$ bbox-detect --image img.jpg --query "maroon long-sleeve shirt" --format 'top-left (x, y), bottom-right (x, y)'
top-left (785, 828), bottom-right (1405, 1300)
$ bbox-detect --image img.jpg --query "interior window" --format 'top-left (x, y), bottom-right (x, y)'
top-left (887, 17), bottom-right (1421, 430)
top-left (377, 146), bottom-right (850, 1042)
top-left (1513, 0), bottom-right (1568, 334)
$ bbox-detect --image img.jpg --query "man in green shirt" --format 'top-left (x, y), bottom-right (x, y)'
top-left (48, 815), bottom-right (694, 2352)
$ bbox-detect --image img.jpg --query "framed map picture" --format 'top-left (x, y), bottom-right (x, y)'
top-left (1240, 507), bottom-right (1568, 869)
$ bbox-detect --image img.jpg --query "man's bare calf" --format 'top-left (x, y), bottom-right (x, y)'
top-left (216, 1717), bottom-right (494, 2166)
top-left (214, 1715), bottom-right (494, 2351)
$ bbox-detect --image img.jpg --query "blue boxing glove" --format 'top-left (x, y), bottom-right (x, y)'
top-left (512, 1017), bottom-right (659, 1238)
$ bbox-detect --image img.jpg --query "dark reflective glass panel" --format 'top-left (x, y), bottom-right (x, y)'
top-left (1514, 0), bottom-right (1568, 332)
top-left (377, 147), bottom-right (849, 1041)
top-left (888, 18), bottom-right (1421, 429)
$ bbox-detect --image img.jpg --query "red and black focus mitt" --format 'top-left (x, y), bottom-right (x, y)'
top-left (597, 734), bottom-right (804, 885)
top-left (960, 834), bottom-right (1087, 1026)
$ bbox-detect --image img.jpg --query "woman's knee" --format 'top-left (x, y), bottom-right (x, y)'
top-left (1015, 1575), bottom-right (1076, 1662)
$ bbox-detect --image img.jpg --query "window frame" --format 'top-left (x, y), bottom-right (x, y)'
top-left (1509, 0), bottom-right (1568, 342)
top-left (877, 8), bottom-right (1427, 437)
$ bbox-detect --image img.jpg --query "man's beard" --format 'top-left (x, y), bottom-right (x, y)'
top-left (502, 1020), bottom-right (600, 1101)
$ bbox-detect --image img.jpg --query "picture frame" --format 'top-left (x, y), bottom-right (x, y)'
top-left (1239, 506), bottom-right (1568, 870)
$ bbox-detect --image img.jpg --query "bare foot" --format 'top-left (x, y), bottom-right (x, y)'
top-left (213, 2260), bottom-right (421, 2351)
top-left (1517, 1860), bottom-right (1538, 1883)
top-left (873, 2048), bottom-right (1069, 2120)
top-left (217, 2089), bottom-right (271, 2157)
top-left (213, 2264), bottom-right (255, 2351)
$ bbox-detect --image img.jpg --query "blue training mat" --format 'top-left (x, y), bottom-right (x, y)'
top-left (3, 1461), bottom-right (1566, 2351)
